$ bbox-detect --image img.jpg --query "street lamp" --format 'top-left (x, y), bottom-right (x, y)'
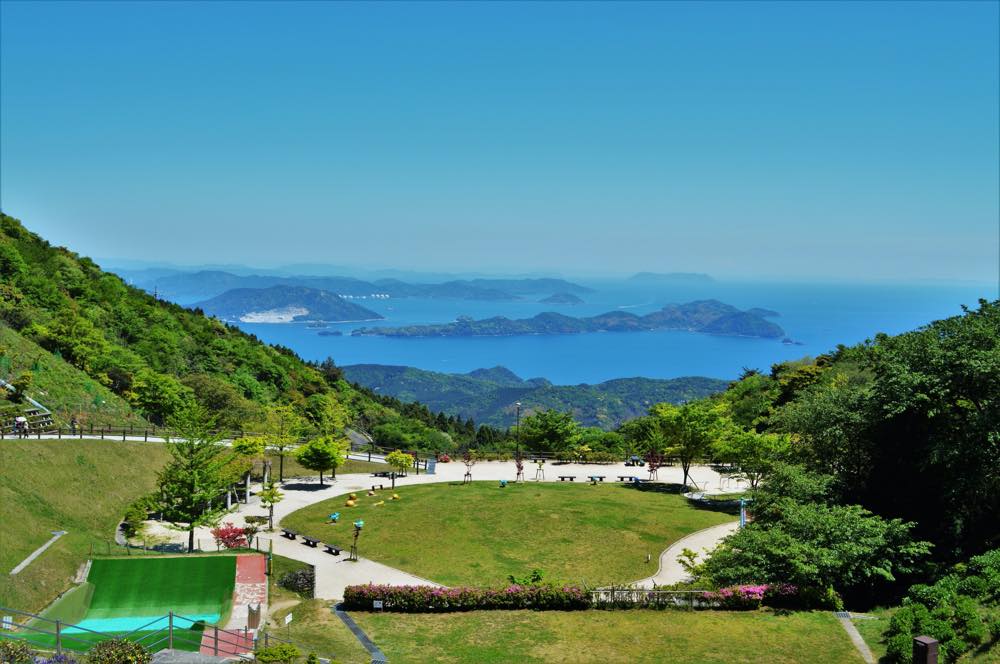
top-left (515, 401), bottom-right (522, 460)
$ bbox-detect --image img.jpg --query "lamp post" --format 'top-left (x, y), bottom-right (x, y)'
top-left (515, 401), bottom-right (522, 460)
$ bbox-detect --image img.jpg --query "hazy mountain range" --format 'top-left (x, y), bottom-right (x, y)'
top-left (343, 364), bottom-right (729, 429)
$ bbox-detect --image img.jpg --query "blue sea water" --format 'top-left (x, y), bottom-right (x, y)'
top-left (235, 280), bottom-right (995, 384)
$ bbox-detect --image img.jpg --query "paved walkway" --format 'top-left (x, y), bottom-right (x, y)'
top-left (142, 459), bottom-right (739, 602)
top-left (631, 521), bottom-right (739, 588)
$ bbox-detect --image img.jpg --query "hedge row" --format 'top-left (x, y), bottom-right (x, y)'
top-left (342, 583), bottom-right (590, 612)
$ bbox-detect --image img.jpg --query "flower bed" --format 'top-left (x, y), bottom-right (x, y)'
top-left (342, 583), bottom-right (590, 612)
top-left (701, 583), bottom-right (799, 609)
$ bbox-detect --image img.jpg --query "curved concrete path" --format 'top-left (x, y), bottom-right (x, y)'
top-left (141, 458), bottom-right (738, 601)
top-left (631, 521), bottom-right (739, 588)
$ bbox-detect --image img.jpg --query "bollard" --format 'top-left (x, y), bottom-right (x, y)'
top-left (169, 612), bottom-right (174, 649)
top-left (913, 636), bottom-right (939, 664)
top-left (55, 620), bottom-right (62, 653)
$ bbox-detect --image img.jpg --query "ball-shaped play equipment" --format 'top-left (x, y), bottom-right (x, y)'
top-left (349, 493), bottom-right (357, 500)
top-left (345, 499), bottom-right (356, 507)
top-left (392, 493), bottom-right (400, 500)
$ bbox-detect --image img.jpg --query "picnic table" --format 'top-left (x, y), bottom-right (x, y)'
top-left (558, 475), bottom-right (576, 482)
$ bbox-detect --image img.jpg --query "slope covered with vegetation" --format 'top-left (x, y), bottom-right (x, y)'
top-left (0, 214), bottom-right (437, 440)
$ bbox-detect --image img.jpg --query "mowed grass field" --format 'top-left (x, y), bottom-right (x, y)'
top-left (0, 440), bottom-right (172, 612)
top-left (340, 609), bottom-right (864, 664)
top-left (282, 481), bottom-right (736, 587)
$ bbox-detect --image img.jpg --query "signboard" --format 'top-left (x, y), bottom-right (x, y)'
top-left (284, 613), bottom-right (293, 625)
top-left (426, 459), bottom-right (437, 476)
top-left (2, 616), bottom-right (13, 630)
top-left (373, 600), bottom-right (383, 610)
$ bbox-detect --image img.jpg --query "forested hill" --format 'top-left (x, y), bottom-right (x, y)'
top-left (342, 363), bottom-right (729, 429)
top-left (0, 214), bottom-right (439, 440)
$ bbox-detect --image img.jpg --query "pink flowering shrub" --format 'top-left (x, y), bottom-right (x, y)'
top-left (342, 583), bottom-right (590, 612)
top-left (701, 583), bottom-right (799, 609)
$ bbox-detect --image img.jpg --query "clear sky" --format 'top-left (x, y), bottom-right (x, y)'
top-left (1, 1), bottom-right (998, 282)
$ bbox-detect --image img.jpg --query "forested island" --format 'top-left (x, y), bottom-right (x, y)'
top-left (352, 299), bottom-right (784, 339)
top-left (195, 285), bottom-right (383, 322)
top-left (539, 292), bottom-right (585, 305)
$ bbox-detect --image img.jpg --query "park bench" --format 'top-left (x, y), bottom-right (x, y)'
top-left (281, 529), bottom-right (298, 540)
top-left (588, 475), bottom-right (606, 483)
top-left (558, 475), bottom-right (576, 482)
top-left (323, 543), bottom-right (342, 556)
top-left (301, 536), bottom-right (320, 548)
top-left (372, 471), bottom-right (391, 478)
top-left (372, 484), bottom-right (384, 491)
top-left (617, 475), bottom-right (637, 482)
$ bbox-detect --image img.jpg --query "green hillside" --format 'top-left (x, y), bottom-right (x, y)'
top-left (0, 213), bottom-right (430, 436)
top-left (0, 439), bottom-right (172, 613)
top-left (0, 325), bottom-right (140, 427)
top-left (342, 363), bottom-right (728, 428)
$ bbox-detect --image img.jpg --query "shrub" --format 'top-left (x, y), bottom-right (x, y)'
top-left (211, 522), bottom-right (248, 549)
top-left (0, 639), bottom-right (34, 664)
top-left (342, 583), bottom-right (590, 612)
top-left (121, 495), bottom-right (155, 538)
top-left (35, 655), bottom-right (78, 664)
top-left (700, 583), bottom-right (803, 610)
top-left (86, 638), bottom-right (150, 664)
top-left (279, 567), bottom-right (315, 596)
top-left (437, 454), bottom-right (451, 463)
top-left (254, 643), bottom-right (300, 664)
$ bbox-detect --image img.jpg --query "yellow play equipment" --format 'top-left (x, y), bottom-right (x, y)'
top-left (345, 499), bottom-right (356, 507)
top-left (373, 500), bottom-right (385, 507)
top-left (391, 493), bottom-right (400, 500)
top-left (349, 493), bottom-right (357, 500)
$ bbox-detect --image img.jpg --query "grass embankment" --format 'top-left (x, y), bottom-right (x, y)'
top-left (0, 439), bottom-right (171, 612)
top-left (265, 454), bottom-right (387, 480)
top-left (343, 609), bottom-right (863, 663)
top-left (283, 481), bottom-right (735, 587)
top-left (0, 326), bottom-right (141, 427)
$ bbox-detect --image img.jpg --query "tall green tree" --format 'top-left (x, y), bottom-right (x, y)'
top-left (295, 435), bottom-right (348, 485)
top-left (712, 426), bottom-right (791, 489)
top-left (651, 401), bottom-right (722, 489)
top-left (255, 404), bottom-right (307, 483)
top-left (156, 404), bottom-right (235, 552)
top-left (519, 410), bottom-right (580, 458)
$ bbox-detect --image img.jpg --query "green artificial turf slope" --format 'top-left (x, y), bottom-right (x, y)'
top-left (86, 556), bottom-right (236, 618)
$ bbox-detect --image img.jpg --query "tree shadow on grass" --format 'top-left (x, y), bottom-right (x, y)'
top-left (622, 482), bottom-right (740, 515)
top-left (281, 482), bottom-right (336, 492)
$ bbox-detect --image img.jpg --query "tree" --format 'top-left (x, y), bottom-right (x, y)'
top-left (255, 404), bottom-right (307, 483)
top-left (258, 480), bottom-right (284, 531)
top-left (385, 450), bottom-right (414, 489)
top-left (130, 368), bottom-right (193, 425)
top-left (233, 436), bottom-right (268, 503)
top-left (712, 426), bottom-right (791, 489)
top-left (295, 435), bottom-right (348, 485)
top-left (155, 404), bottom-right (235, 552)
top-left (9, 371), bottom-right (32, 403)
top-left (651, 401), bottom-right (723, 489)
top-left (519, 410), bottom-right (580, 458)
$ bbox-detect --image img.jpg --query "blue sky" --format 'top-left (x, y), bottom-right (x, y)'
top-left (1, 1), bottom-right (998, 282)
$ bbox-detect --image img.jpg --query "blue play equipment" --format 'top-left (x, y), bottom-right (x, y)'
top-left (328, 512), bottom-right (341, 522)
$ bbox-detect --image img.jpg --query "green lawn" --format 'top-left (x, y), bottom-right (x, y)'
top-left (0, 439), bottom-right (172, 613)
top-left (265, 600), bottom-right (371, 664)
top-left (347, 609), bottom-right (865, 664)
top-left (265, 454), bottom-right (387, 480)
top-left (282, 481), bottom-right (735, 587)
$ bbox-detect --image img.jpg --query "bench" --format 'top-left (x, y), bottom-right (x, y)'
top-left (323, 543), bottom-right (342, 556)
top-left (558, 475), bottom-right (576, 482)
top-left (372, 471), bottom-right (391, 478)
top-left (372, 484), bottom-right (384, 491)
top-left (301, 536), bottom-right (321, 548)
top-left (617, 475), bottom-right (637, 482)
top-left (281, 529), bottom-right (298, 540)
top-left (588, 475), bottom-right (606, 483)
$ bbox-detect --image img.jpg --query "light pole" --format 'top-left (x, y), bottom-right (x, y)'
top-left (515, 402), bottom-right (522, 460)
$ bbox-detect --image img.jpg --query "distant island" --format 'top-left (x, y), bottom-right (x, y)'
top-left (352, 299), bottom-right (784, 339)
top-left (123, 269), bottom-right (591, 304)
top-left (194, 285), bottom-right (383, 323)
top-left (539, 292), bottom-right (585, 305)
top-left (628, 272), bottom-right (715, 284)
top-left (342, 364), bottom-right (730, 429)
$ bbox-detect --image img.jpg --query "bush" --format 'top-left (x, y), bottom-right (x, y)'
top-left (86, 638), bottom-right (150, 664)
top-left (211, 522), bottom-right (248, 549)
top-left (700, 583), bottom-right (803, 610)
top-left (279, 567), bottom-right (315, 596)
top-left (254, 644), bottom-right (300, 664)
top-left (0, 639), bottom-right (34, 664)
top-left (342, 583), bottom-right (590, 612)
top-left (121, 495), bottom-right (155, 539)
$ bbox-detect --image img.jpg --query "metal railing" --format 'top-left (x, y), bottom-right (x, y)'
top-left (589, 587), bottom-right (718, 610)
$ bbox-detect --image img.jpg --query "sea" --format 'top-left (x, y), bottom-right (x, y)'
top-left (234, 280), bottom-right (996, 385)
